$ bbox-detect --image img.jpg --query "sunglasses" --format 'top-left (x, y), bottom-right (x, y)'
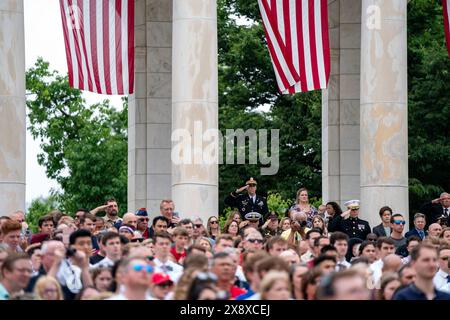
top-left (132, 264), bottom-right (153, 273)
top-left (440, 256), bottom-right (450, 261)
top-left (131, 238), bottom-right (144, 243)
top-left (194, 224), bottom-right (203, 229)
top-left (247, 238), bottom-right (264, 244)
top-left (156, 282), bottom-right (173, 289)
top-left (392, 220), bottom-right (406, 225)
top-left (210, 221), bottom-right (218, 225)
top-left (138, 218), bottom-right (149, 222)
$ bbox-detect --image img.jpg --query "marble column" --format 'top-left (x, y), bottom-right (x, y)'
top-left (0, 0), bottom-right (26, 215)
top-left (171, 0), bottom-right (218, 221)
top-left (322, 0), bottom-right (361, 207)
top-left (360, 0), bottom-right (408, 228)
top-left (128, 0), bottom-right (172, 217)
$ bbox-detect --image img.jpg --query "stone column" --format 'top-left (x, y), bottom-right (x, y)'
top-left (171, 0), bottom-right (218, 221)
top-left (360, 0), bottom-right (408, 228)
top-left (322, 0), bottom-right (361, 207)
top-left (0, 0), bottom-right (26, 215)
top-left (128, 0), bottom-right (172, 217)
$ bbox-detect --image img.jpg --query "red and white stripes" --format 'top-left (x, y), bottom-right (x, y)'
top-left (258, 0), bottom-right (330, 94)
top-left (59, 0), bottom-right (134, 95)
top-left (443, 0), bottom-right (450, 57)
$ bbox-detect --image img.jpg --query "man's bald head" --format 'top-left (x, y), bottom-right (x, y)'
top-left (428, 223), bottom-right (443, 237)
top-left (122, 213), bottom-right (138, 229)
top-left (382, 254), bottom-right (402, 273)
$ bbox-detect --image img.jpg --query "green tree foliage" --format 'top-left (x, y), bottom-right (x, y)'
top-left (26, 195), bottom-right (60, 233)
top-left (408, 0), bottom-right (450, 212)
top-left (26, 58), bottom-right (128, 215)
top-left (218, 0), bottom-right (322, 215)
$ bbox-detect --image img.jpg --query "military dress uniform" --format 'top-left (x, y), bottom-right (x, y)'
top-left (329, 215), bottom-right (371, 240)
top-left (224, 178), bottom-right (269, 221)
top-left (327, 200), bottom-right (371, 240)
top-left (225, 193), bottom-right (269, 220)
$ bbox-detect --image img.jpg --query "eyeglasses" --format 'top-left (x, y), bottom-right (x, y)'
top-left (210, 221), bottom-right (218, 225)
top-left (440, 256), bottom-right (450, 261)
top-left (138, 218), bottom-right (149, 222)
top-left (132, 264), bottom-right (153, 273)
top-left (196, 272), bottom-right (218, 281)
top-left (131, 238), bottom-right (144, 243)
top-left (247, 238), bottom-right (264, 244)
top-left (392, 220), bottom-right (406, 225)
top-left (194, 224), bottom-right (203, 229)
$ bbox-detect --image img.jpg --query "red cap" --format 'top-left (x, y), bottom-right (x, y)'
top-left (152, 273), bottom-right (173, 285)
top-left (30, 233), bottom-right (50, 245)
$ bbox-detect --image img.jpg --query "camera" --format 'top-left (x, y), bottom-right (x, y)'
top-left (66, 248), bottom-right (77, 257)
top-left (300, 220), bottom-right (307, 227)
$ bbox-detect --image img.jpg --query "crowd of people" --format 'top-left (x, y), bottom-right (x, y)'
top-left (0, 178), bottom-right (450, 300)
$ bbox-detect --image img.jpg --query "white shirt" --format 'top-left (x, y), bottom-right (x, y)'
top-left (336, 258), bottom-right (351, 271)
top-left (107, 291), bottom-right (155, 300)
top-left (56, 259), bottom-right (83, 294)
top-left (235, 265), bottom-right (247, 282)
top-left (153, 258), bottom-right (183, 283)
top-left (433, 269), bottom-right (450, 292)
top-left (300, 250), bottom-right (314, 263)
top-left (370, 259), bottom-right (383, 285)
top-left (92, 256), bottom-right (116, 269)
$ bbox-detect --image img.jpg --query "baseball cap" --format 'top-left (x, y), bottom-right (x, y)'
top-left (152, 273), bottom-right (173, 285)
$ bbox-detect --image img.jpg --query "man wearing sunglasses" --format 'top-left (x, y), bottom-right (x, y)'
top-left (433, 245), bottom-right (450, 293)
top-left (224, 177), bottom-right (269, 222)
top-left (388, 214), bottom-right (407, 251)
top-left (135, 208), bottom-right (151, 239)
top-left (107, 258), bottom-right (155, 300)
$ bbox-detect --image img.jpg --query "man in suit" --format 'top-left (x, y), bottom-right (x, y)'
top-left (420, 192), bottom-right (450, 228)
top-left (224, 177), bottom-right (269, 221)
top-left (405, 213), bottom-right (428, 240)
top-left (372, 206), bottom-right (392, 237)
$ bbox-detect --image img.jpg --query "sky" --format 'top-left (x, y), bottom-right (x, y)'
top-left (23, 0), bottom-right (123, 206)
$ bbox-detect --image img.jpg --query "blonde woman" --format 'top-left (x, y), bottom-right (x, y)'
top-left (290, 188), bottom-right (318, 225)
top-left (260, 270), bottom-right (291, 300)
top-left (34, 276), bottom-right (64, 300)
top-left (280, 217), bottom-right (291, 231)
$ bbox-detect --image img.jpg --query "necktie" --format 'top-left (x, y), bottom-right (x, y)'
top-left (447, 275), bottom-right (450, 283)
top-left (444, 208), bottom-right (448, 218)
top-left (419, 230), bottom-right (425, 239)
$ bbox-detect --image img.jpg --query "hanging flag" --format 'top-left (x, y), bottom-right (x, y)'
top-left (258, 0), bottom-right (330, 94)
top-left (59, 0), bottom-right (134, 95)
top-left (444, 0), bottom-right (450, 56)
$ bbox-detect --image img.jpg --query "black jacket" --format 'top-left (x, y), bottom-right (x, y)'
top-left (372, 223), bottom-right (390, 237)
top-left (328, 215), bottom-right (371, 240)
top-left (224, 192), bottom-right (269, 220)
top-left (419, 202), bottom-right (450, 228)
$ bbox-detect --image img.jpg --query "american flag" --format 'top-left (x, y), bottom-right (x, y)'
top-left (258, 0), bottom-right (330, 93)
top-left (59, 0), bottom-right (134, 95)
top-left (444, 0), bottom-right (450, 56)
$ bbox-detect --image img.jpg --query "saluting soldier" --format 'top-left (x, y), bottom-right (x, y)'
top-left (328, 200), bottom-right (371, 240)
top-left (224, 177), bottom-right (269, 221)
